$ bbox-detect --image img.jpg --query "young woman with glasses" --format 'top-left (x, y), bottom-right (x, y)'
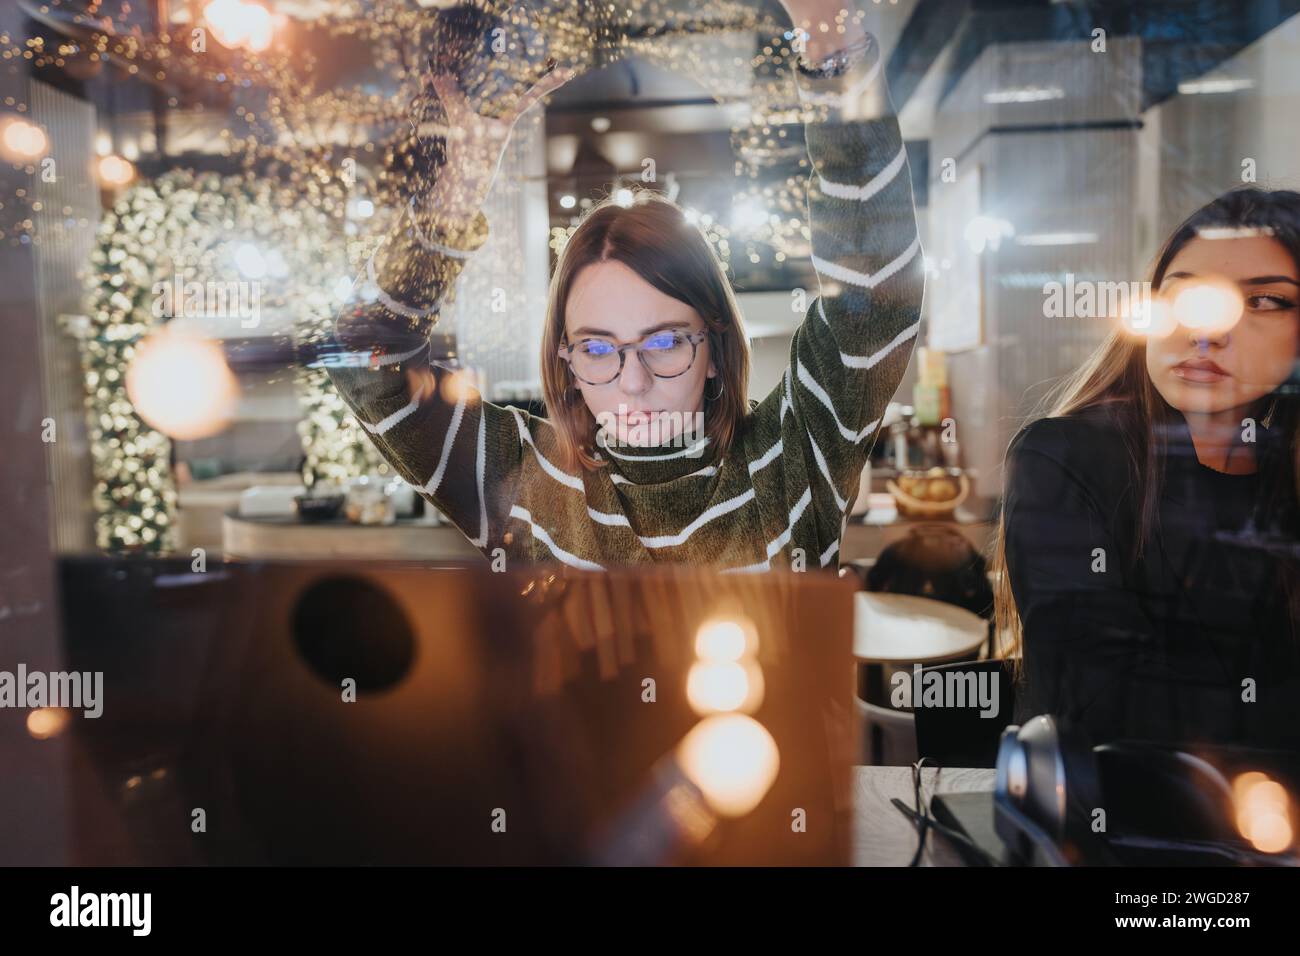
top-left (329, 2), bottom-right (923, 570)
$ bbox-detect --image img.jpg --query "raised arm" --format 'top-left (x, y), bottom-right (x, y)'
top-left (325, 67), bottom-right (574, 551)
top-left (752, 8), bottom-right (925, 565)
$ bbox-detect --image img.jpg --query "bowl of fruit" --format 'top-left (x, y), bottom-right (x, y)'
top-left (887, 467), bottom-right (970, 519)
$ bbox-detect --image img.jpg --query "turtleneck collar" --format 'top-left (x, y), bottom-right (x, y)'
top-left (594, 425), bottom-right (717, 485)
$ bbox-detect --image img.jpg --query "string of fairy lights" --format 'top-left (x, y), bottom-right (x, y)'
top-left (79, 166), bottom-right (392, 550)
top-left (0, 0), bottom-right (866, 553)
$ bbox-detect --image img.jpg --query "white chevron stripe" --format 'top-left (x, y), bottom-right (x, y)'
top-left (820, 539), bottom-right (840, 567)
top-left (818, 145), bottom-right (907, 204)
top-left (371, 340), bottom-right (429, 368)
top-left (748, 439), bottom-right (783, 476)
top-left (807, 428), bottom-right (849, 513)
top-left (587, 506), bottom-right (631, 527)
top-left (610, 464), bottom-right (716, 485)
top-left (638, 488), bottom-right (756, 549)
top-left (508, 407), bottom-right (584, 492)
top-left (765, 486), bottom-right (813, 559)
top-left (603, 435), bottom-right (712, 461)
top-left (366, 252), bottom-right (442, 320)
top-left (811, 234), bottom-right (922, 291)
top-left (819, 301), bottom-right (922, 371)
top-left (363, 382), bottom-right (425, 436)
top-left (406, 197), bottom-right (479, 259)
top-left (469, 412), bottom-right (488, 548)
top-left (842, 318), bottom-right (921, 370)
top-left (796, 359), bottom-right (881, 444)
top-left (421, 392), bottom-right (467, 496)
top-left (720, 486), bottom-right (813, 574)
top-left (508, 505), bottom-right (604, 570)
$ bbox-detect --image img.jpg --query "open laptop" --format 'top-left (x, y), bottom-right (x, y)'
top-left (58, 556), bottom-right (857, 865)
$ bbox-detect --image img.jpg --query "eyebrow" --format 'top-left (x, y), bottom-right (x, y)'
top-left (568, 320), bottom-right (693, 338)
top-left (1164, 270), bottom-right (1300, 287)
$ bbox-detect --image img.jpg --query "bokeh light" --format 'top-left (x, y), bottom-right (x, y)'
top-left (1117, 294), bottom-right (1175, 338)
top-left (204, 0), bottom-right (275, 53)
top-left (686, 659), bottom-right (765, 714)
top-left (26, 708), bottom-right (70, 741)
top-left (0, 117), bottom-right (48, 162)
top-left (1233, 771), bottom-right (1294, 853)
top-left (676, 714), bottom-right (780, 818)
top-left (1170, 275), bottom-right (1244, 334)
top-left (694, 617), bottom-right (756, 662)
top-left (96, 155), bottom-right (135, 187)
top-left (125, 328), bottom-right (240, 441)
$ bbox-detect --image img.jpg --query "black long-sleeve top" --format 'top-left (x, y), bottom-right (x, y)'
top-left (1004, 402), bottom-right (1300, 753)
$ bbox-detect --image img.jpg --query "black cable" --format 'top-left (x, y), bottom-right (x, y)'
top-left (895, 758), bottom-right (1005, 867)
top-left (890, 798), bottom-right (1004, 867)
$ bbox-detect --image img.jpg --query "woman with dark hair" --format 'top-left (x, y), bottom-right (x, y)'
top-left (327, 2), bottom-right (924, 571)
top-left (995, 187), bottom-right (1300, 752)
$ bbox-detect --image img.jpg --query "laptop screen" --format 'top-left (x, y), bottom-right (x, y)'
top-left (57, 556), bottom-right (857, 865)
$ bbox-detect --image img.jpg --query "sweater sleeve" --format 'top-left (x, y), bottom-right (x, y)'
top-left (750, 34), bottom-right (925, 567)
top-left (324, 200), bottom-right (525, 554)
top-left (1003, 418), bottom-right (1237, 745)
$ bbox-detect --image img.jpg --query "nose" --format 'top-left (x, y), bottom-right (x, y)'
top-left (1189, 327), bottom-right (1230, 352)
top-left (617, 351), bottom-right (653, 395)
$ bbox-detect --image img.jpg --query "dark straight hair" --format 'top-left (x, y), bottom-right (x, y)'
top-left (993, 187), bottom-right (1300, 660)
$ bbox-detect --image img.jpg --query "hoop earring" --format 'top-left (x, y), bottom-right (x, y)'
top-left (705, 377), bottom-right (725, 401)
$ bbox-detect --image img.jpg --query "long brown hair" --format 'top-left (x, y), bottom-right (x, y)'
top-left (540, 189), bottom-right (752, 472)
top-left (992, 187), bottom-right (1300, 663)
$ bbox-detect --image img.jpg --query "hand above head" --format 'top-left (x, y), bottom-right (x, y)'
top-left (776, 1), bottom-right (868, 64)
top-left (419, 61), bottom-right (578, 223)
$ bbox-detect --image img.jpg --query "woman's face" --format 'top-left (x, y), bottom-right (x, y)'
top-left (564, 259), bottom-right (717, 448)
top-left (1147, 234), bottom-right (1300, 418)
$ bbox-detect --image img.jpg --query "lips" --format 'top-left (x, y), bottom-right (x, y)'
top-left (622, 409), bottom-right (663, 422)
top-left (1171, 358), bottom-right (1230, 384)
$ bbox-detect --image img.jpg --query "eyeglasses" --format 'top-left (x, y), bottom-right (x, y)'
top-left (889, 758), bottom-right (1004, 867)
top-left (558, 329), bottom-right (709, 386)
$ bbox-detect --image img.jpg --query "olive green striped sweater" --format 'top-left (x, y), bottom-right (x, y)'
top-left (328, 38), bottom-right (924, 572)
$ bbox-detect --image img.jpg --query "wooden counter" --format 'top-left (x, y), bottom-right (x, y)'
top-left (224, 509), bottom-right (993, 565)
top-left (223, 512), bottom-right (485, 561)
